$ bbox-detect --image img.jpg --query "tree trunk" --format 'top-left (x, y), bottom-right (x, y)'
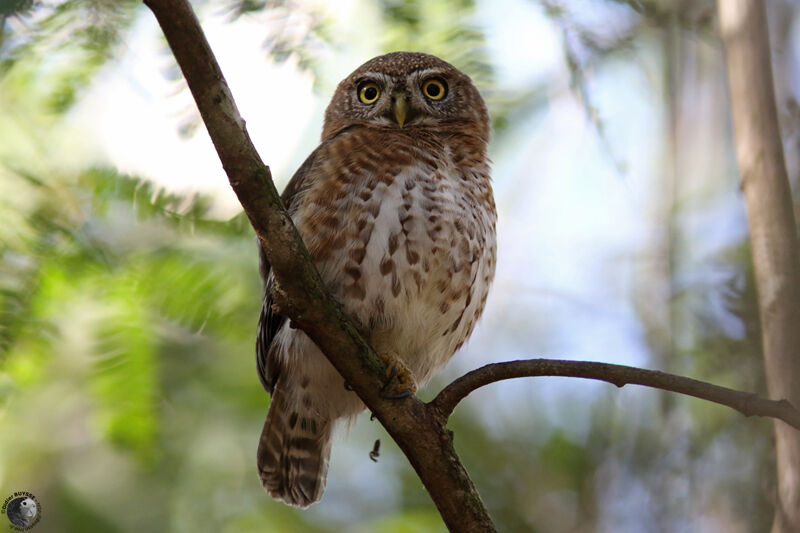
top-left (718, 1), bottom-right (800, 531)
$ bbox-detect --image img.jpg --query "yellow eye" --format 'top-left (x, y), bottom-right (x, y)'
top-left (358, 82), bottom-right (380, 104)
top-left (422, 78), bottom-right (447, 100)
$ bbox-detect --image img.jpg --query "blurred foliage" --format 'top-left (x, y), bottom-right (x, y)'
top-left (223, 0), bottom-right (335, 74)
top-left (0, 0), bottom-right (140, 113)
top-left (0, 0), bottom-right (34, 18)
top-left (377, 0), bottom-right (492, 87)
top-left (0, 0), bottom-right (796, 531)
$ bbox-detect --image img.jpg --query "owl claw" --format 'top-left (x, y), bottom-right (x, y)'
top-left (378, 352), bottom-right (417, 399)
top-left (381, 386), bottom-right (413, 399)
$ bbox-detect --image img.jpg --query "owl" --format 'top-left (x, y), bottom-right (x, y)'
top-left (256, 51), bottom-right (496, 507)
top-left (7, 497), bottom-right (37, 528)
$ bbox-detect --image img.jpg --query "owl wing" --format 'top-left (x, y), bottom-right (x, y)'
top-left (256, 146), bottom-right (323, 394)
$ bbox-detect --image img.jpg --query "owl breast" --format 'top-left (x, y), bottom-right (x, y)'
top-left (292, 126), bottom-right (496, 385)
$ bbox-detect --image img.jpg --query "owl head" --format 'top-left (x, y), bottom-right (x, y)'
top-left (322, 52), bottom-right (489, 142)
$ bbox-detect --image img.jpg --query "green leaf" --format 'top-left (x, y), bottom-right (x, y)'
top-left (89, 275), bottom-right (159, 462)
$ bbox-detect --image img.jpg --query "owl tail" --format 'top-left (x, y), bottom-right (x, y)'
top-left (257, 392), bottom-right (332, 508)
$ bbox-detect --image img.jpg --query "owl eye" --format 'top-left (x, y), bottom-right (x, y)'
top-left (422, 78), bottom-right (447, 100)
top-left (358, 82), bottom-right (380, 104)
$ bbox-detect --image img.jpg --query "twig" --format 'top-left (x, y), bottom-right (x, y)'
top-left (431, 358), bottom-right (800, 430)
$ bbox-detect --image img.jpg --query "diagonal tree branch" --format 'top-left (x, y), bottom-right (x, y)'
top-left (142, 1), bottom-right (497, 531)
top-left (431, 359), bottom-right (800, 429)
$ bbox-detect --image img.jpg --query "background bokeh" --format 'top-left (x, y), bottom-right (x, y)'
top-left (1, 0), bottom-right (799, 531)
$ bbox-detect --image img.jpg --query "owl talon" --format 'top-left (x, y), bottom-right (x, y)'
top-left (344, 381), bottom-right (353, 391)
top-left (381, 386), bottom-right (413, 399)
top-left (378, 352), bottom-right (417, 399)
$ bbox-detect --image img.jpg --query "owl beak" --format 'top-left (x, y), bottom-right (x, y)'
top-left (392, 93), bottom-right (409, 128)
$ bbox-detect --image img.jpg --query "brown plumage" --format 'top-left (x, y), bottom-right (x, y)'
top-left (256, 51), bottom-right (496, 507)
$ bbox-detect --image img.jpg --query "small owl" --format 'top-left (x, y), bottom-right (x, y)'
top-left (7, 497), bottom-right (37, 528)
top-left (256, 51), bottom-right (496, 507)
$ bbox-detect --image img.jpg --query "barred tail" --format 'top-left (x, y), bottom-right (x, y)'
top-left (257, 392), bottom-right (332, 508)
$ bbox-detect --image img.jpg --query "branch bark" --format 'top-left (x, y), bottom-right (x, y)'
top-left (143, 1), bottom-right (800, 531)
top-left (432, 359), bottom-right (800, 429)
top-left (718, 2), bottom-right (800, 532)
top-left (142, 1), bottom-right (497, 531)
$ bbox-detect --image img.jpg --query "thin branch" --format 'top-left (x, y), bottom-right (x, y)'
top-left (431, 359), bottom-right (800, 429)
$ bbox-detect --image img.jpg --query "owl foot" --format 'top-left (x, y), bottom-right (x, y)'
top-left (379, 352), bottom-right (417, 399)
